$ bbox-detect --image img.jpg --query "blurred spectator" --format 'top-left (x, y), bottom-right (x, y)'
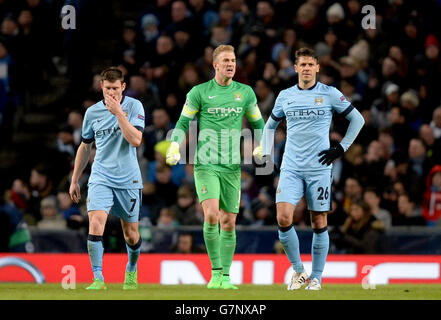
top-left (430, 106), bottom-right (441, 139)
top-left (273, 239), bottom-right (284, 254)
top-left (359, 140), bottom-right (387, 187)
top-left (144, 162), bottom-right (179, 220)
top-left (271, 28), bottom-right (298, 65)
top-left (419, 124), bottom-right (441, 167)
top-left (170, 184), bottom-right (203, 225)
top-left (216, 1), bottom-right (234, 30)
top-left (355, 108), bottom-right (378, 147)
top-left (26, 164), bottom-right (54, 224)
top-left (254, 79), bottom-right (275, 120)
top-left (248, 198), bottom-right (274, 227)
top-left (327, 197), bottom-right (347, 227)
top-left (370, 82), bottom-right (400, 130)
top-left (388, 106), bottom-right (414, 153)
top-left (1, 179), bottom-right (33, 252)
top-left (146, 140), bottom-right (185, 188)
top-left (195, 45), bottom-right (215, 82)
top-left (67, 110), bottom-right (83, 148)
top-left (262, 60), bottom-right (284, 93)
top-left (143, 107), bottom-right (175, 161)
top-left (0, 39), bottom-right (11, 94)
top-left (408, 138), bottom-right (431, 179)
top-left (177, 63), bottom-right (202, 103)
top-left (363, 187), bottom-right (392, 230)
top-left (341, 177), bottom-right (363, 214)
top-left (209, 22), bottom-right (231, 48)
top-left (378, 128), bottom-right (395, 161)
top-left (422, 165), bottom-right (441, 226)
top-left (294, 2), bottom-right (321, 46)
top-left (251, 0), bottom-right (280, 43)
top-left (37, 195), bottom-right (67, 230)
top-left (393, 193), bottom-right (426, 226)
top-left (400, 89), bottom-right (421, 133)
top-left (113, 20), bottom-right (140, 76)
top-left (83, 73), bottom-right (103, 105)
top-left (165, 0), bottom-right (200, 37)
top-left (188, 0), bottom-right (218, 37)
top-left (340, 78), bottom-right (361, 106)
top-left (171, 232), bottom-right (205, 253)
top-left (57, 191), bottom-right (85, 230)
top-left (156, 206), bottom-right (179, 229)
top-left (141, 34), bottom-right (179, 98)
top-left (57, 124), bottom-right (75, 160)
top-left (330, 200), bottom-right (383, 254)
top-left (125, 74), bottom-right (161, 121)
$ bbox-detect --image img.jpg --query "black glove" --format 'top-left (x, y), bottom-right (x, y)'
top-left (318, 143), bottom-right (344, 166)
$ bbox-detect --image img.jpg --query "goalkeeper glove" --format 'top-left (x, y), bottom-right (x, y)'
top-left (252, 142), bottom-right (263, 160)
top-left (166, 141), bottom-right (180, 166)
top-left (318, 142), bottom-right (344, 166)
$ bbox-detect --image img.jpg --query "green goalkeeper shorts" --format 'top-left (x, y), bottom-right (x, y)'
top-left (194, 168), bottom-right (241, 214)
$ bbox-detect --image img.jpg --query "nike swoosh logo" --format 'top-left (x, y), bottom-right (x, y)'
top-left (208, 96), bottom-right (216, 99)
top-left (287, 101), bottom-right (295, 105)
top-left (97, 119), bottom-right (103, 122)
top-left (321, 202), bottom-right (326, 206)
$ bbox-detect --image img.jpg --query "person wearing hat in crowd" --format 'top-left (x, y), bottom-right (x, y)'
top-left (370, 82), bottom-right (400, 130)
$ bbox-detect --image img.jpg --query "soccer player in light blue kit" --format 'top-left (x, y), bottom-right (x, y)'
top-left (256, 48), bottom-right (365, 290)
top-left (69, 67), bottom-right (145, 290)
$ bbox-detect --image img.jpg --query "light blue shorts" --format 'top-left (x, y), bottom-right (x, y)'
top-left (276, 169), bottom-right (332, 212)
top-left (87, 183), bottom-right (141, 223)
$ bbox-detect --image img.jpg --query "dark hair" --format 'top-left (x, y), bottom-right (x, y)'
top-left (295, 47), bottom-right (319, 64)
top-left (364, 186), bottom-right (380, 197)
top-left (100, 67), bottom-right (124, 83)
top-left (351, 199), bottom-right (371, 215)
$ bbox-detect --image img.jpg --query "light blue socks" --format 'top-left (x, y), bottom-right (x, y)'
top-left (310, 227), bottom-right (329, 283)
top-left (87, 234), bottom-right (104, 281)
top-left (278, 224), bottom-right (304, 273)
top-left (125, 237), bottom-right (142, 272)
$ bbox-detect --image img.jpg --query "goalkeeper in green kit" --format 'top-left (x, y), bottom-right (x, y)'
top-left (166, 45), bottom-right (265, 289)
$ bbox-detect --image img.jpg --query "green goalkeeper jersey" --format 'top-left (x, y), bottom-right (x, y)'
top-left (171, 78), bottom-right (265, 172)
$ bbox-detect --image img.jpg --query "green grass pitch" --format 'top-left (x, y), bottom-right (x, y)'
top-left (1, 283), bottom-right (441, 300)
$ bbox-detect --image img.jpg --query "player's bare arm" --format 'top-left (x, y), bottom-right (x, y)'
top-left (105, 94), bottom-right (142, 147)
top-left (69, 141), bottom-right (93, 203)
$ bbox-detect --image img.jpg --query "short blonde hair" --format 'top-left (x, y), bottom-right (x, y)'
top-left (212, 45), bottom-right (235, 62)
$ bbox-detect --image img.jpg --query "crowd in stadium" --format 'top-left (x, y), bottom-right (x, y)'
top-left (1, 0), bottom-right (441, 253)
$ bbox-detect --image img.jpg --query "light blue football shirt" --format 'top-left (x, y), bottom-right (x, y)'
top-left (269, 81), bottom-right (353, 171)
top-left (81, 95), bottom-right (145, 189)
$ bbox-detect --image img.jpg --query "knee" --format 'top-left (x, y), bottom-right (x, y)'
top-left (220, 214), bottom-right (236, 231)
top-left (277, 212), bottom-right (292, 228)
top-left (89, 216), bottom-right (106, 235)
top-left (204, 208), bottom-right (220, 224)
top-left (124, 229), bottom-right (140, 246)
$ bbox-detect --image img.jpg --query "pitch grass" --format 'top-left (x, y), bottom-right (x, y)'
top-left (1, 283), bottom-right (441, 300)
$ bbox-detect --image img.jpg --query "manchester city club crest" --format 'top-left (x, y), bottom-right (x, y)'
top-left (314, 96), bottom-right (323, 106)
top-left (233, 92), bottom-right (242, 101)
top-left (201, 185), bottom-right (208, 194)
